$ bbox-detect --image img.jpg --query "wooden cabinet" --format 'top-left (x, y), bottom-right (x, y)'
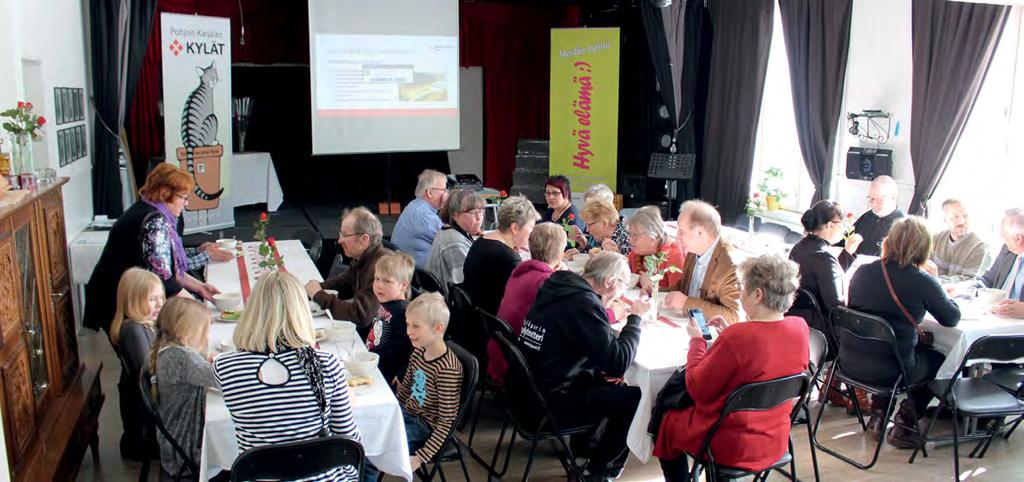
top-left (0, 179), bottom-right (103, 481)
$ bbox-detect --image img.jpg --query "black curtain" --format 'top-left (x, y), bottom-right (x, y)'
top-left (699, 0), bottom-right (774, 220)
top-left (909, 0), bottom-right (1010, 216)
top-left (779, 0), bottom-right (852, 204)
top-left (89, 0), bottom-right (158, 217)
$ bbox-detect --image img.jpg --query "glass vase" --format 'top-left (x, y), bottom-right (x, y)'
top-left (10, 133), bottom-right (31, 175)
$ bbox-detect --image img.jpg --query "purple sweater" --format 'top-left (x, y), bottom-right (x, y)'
top-left (488, 260), bottom-right (555, 383)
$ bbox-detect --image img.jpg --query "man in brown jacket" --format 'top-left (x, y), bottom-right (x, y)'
top-left (664, 200), bottom-right (741, 324)
top-left (305, 207), bottom-right (391, 333)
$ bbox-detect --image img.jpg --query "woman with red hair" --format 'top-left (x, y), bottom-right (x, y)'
top-left (85, 164), bottom-right (220, 364)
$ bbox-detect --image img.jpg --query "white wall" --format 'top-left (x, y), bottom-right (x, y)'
top-left (834, 0), bottom-right (915, 215)
top-left (0, 0), bottom-right (95, 240)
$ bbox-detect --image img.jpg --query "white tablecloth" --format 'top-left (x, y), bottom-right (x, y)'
top-left (230, 152), bottom-right (284, 212)
top-left (69, 230), bottom-right (110, 285)
top-left (924, 300), bottom-right (1024, 379)
top-left (612, 288), bottom-right (695, 463)
top-left (199, 240), bottom-right (412, 480)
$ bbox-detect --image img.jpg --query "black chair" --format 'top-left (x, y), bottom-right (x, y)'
top-left (115, 349), bottom-right (157, 482)
top-left (230, 435), bottom-right (364, 482)
top-left (138, 369), bottom-right (200, 482)
top-left (413, 267), bottom-right (448, 299)
top-left (416, 341), bottom-right (478, 481)
top-left (465, 309), bottom-right (515, 448)
top-left (800, 328), bottom-right (829, 482)
top-left (445, 284), bottom-right (488, 373)
top-left (688, 373), bottom-right (811, 482)
top-left (490, 333), bottom-right (596, 481)
top-left (984, 364), bottom-right (1024, 393)
top-left (788, 289), bottom-right (835, 359)
top-left (811, 307), bottom-right (923, 470)
top-left (909, 335), bottom-right (1024, 478)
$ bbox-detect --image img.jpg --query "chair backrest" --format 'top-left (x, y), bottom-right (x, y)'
top-left (446, 284), bottom-right (488, 365)
top-left (413, 267), bottom-right (448, 299)
top-left (138, 369), bottom-right (200, 477)
top-left (808, 328), bottom-right (828, 375)
top-left (698, 373), bottom-right (810, 465)
top-left (831, 306), bottom-right (909, 387)
top-left (787, 288), bottom-right (833, 351)
top-left (229, 435), bottom-right (364, 482)
top-left (961, 335), bottom-right (1024, 397)
top-left (492, 332), bottom-right (561, 429)
top-left (477, 308), bottom-right (514, 341)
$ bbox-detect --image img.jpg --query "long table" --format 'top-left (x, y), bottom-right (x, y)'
top-left (924, 299), bottom-right (1024, 379)
top-left (200, 240), bottom-right (413, 480)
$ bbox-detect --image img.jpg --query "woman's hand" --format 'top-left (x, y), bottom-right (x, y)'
top-left (196, 282), bottom-right (220, 301)
top-left (206, 246), bottom-right (234, 263)
top-left (570, 225), bottom-right (588, 249)
top-left (602, 238), bottom-right (620, 253)
top-left (638, 273), bottom-right (654, 296)
top-left (844, 233), bottom-right (864, 255)
top-left (609, 299), bottom-right (629, 321)
top-left (686, 317), bottom-right (705, 339)
top-left (706, 315), bottom-right (728, 333)
top-left (563, 248), bottom-right (579, 260)
top-left (922, 259), bottom-right (939, 277)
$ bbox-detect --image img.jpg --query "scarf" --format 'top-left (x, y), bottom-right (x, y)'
top-left (143, 198), bottom-right (188, 277)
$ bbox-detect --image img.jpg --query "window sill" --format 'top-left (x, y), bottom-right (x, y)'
top-left (754, 209), bottom-right (804, 233)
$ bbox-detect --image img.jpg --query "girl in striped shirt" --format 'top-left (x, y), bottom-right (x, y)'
top-left (214, 271), bottom-right (361, 481)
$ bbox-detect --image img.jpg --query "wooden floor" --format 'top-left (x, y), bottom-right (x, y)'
top-left (75, 330), bottom-right (1024, 481)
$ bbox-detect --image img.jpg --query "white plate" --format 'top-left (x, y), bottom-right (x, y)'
top-left (309, 300), bottom-right (324, 316)
top-left (217, 310), bottom-right (242, 323)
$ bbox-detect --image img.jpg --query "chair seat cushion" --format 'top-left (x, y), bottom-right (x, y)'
top-left (984, 367), bottom-right (1024, 393)
top-left (930, 378), bottom-right (1024, 415)
top-left (712, 452), bottom-right (792, 478)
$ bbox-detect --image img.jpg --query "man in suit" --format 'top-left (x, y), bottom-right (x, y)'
top-left (962, 208), bottom-right (1024, 318)
top-left (664, 200), bottom-right (741, 324)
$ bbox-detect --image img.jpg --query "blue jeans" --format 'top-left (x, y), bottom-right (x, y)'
top-left (361, 410), bottom-right (433, 482)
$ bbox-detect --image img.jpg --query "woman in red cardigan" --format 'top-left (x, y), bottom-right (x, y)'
top-left (654, 254), bottom-right (809, 480)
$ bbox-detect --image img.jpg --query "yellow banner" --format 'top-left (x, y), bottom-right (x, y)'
top-left (550, 28), bottom-right (620, 192)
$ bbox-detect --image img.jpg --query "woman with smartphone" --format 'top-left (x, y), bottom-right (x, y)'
top-left (653, 254), bottom-right (809, 481)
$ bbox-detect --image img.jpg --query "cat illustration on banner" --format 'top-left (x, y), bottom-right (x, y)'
top-left (180, 61), bottom-right (224, 203)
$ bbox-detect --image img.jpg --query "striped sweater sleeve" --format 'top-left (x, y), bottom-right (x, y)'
top-left (411, 350), bottom-right (463, 462)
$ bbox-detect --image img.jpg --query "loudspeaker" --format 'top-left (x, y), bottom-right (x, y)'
top-left (845, 147), bottom-right (892, 181)
top-left (621, 175), bottom-right (646, 208)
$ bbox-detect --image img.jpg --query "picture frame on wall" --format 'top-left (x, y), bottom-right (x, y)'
top-left (74, 90), bottom-right (83, 121)
top-left (54, 88), bottom-right (63, 125)
top-left (77, 126), bottom-right (85, 158)
top-left (58, 130), bottom-right (66, 166)
top-left (62, 89), bottom-right (72, 123)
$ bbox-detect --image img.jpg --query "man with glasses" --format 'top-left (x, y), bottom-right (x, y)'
top-left (306, 207), bottom-right (392, 334)
top-left (843, 175), bottom-right (905, 257)
top-left (391, 169), bottom-right (449, 267)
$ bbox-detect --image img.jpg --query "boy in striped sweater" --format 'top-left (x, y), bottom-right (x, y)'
top-left (363, 292), bottom-right (463, 480)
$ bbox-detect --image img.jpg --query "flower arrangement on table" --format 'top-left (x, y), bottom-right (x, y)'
top-left (495, 190), bottom-right (508, 204)
top-left (560, 213), bottom-right (578, 249)
top-left (745, 192), bottom-right (765, 218)
top-left (1, 101), bottom-right (46, 180)
top-left (643, 250), bottom-right (682, 309)
top-left (843, 212), bottom-right (857, 243)
top-left (254, 212), bottom-right (284, 271)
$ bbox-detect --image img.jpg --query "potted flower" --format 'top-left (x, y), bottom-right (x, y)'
top-left (744, 192), bottom-right (765, 234)
top-left (756, 167), bottom-right (786, 211)
top-left (1, 101), bottom-right (46, 188)
top-left (643, 250), bottom-right (682, 310)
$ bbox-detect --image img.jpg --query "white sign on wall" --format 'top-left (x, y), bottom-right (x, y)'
top-left (161, 13), bottom-right (234, 233)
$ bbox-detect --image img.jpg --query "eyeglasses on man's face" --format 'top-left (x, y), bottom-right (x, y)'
top-left (340, 232), bottom-right (365, 239)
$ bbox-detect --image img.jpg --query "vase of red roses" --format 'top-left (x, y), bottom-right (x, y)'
top-left (1, 101), bottom-right (46, 190)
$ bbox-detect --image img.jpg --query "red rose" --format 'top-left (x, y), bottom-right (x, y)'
top-left (752, 192), bottom-right (760, 199)
top-left (24, 102), bottom-right (32, 110)
top-left (36, 116), bottom-right (45, 126)
top-left (267, 236), bottom-right (276, 247)
top-left (568, 213), bottom-right (575, 221)
top-left (16, 102), bottom-right (25, 109)
top-left (847, 212), bottom-right (854, 219)
top-left (499, 190), bottom-right (508, 198)
top-left (260, 212), bottom-right (268, 222)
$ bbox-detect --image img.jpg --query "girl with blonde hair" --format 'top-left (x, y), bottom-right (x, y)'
top-left (110, 267), bottom-right (165, 460)
top-left (214, 271), bottom-right (362, 481)
top-left (149, 297), bottom-right (218, 478)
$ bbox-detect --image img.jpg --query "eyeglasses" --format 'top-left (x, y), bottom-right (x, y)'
top-left (429, 187), bottom-right (449, 194)
top-left (340, 232), bottom-right (365, 239)
top-left (544, 190), bottom-right (563, 196)
top-left (174, 193), bottom-right (189, 202)
top-left (460, 208), bottom-right (485, 216)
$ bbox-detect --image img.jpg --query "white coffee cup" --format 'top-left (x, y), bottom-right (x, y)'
top-left (216, 238), bottom-right (236, 250)
top-left (327, 320), bottom-right (357, 343)
top-left (346, 352), bottom-right (380, 377)
top-left (212, 293), bottom-right (242, 311)
top-left (978, 288), bottom-right (1007, 306)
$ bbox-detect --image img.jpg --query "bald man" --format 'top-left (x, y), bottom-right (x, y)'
top-left (845, 175), bottom-right (905, 257)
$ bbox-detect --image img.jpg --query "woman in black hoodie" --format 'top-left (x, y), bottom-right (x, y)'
top-left (517, 251), bottom-right (650, 480)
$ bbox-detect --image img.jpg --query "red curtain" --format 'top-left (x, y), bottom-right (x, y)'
top-left (460, 3), bottom-right (580, 190)
top-left (127, 1), bottom-right (579, 192)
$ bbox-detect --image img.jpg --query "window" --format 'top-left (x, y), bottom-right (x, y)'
top-left (750, 5), bottom-right (815, 212)
top-left (931, 8), bottom-right (1024, 244)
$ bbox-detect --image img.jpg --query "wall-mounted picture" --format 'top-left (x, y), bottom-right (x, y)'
top-left (62, 89), bottom-right (72, 123)
top-left (76, 126), bottom-right (84, 158)
top-left (57, 129), bottom-right (66, 166)
top-left (73, 90), bottom-right (83, 121)
top-left (54, 88), bottom-right (64, 125)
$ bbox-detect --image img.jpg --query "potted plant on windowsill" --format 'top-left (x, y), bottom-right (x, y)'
top-left (757, 167), bottom-right (786, 211)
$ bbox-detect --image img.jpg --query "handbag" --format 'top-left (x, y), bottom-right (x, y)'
top-left (647, 367), bottom-right (695, 437)
top-left (880, 261), bottom-right (935, 347)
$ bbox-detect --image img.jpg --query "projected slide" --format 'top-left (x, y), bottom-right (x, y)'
top-left (315, 34), bottom-right (458, 116)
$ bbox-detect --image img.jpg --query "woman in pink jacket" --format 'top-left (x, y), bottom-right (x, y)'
top-left (487, 223), bottom-right (566, 384)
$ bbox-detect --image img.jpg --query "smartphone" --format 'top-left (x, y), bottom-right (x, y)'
top-left (689, 308), bottom-right (713, 341)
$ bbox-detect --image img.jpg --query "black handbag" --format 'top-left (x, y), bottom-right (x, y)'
top-left (647, 367), bottom-right (695, 437)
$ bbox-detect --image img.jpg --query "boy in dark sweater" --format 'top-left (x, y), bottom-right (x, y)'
top-left (369, 252), bottom-right (414, 383)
